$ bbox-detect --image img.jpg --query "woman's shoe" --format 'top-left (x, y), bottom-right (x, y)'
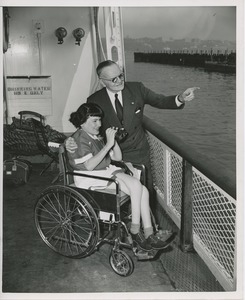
top-left (146, 232), bottom-right (176, 250)
top-left (155, 230), bottom-right (175, 241)
top-left (131, 231), bottom-right (152, 251)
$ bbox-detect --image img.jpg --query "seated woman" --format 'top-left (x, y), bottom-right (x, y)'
top-left (67, 103), bottom-right (172, 251)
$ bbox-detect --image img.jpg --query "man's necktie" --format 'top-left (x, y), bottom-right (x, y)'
top-left (115, 93), bottom-right (123, 124)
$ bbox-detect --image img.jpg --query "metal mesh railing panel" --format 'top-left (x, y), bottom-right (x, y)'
top-left (167, 151), bottom-right (182, 214)
top-left (146, 131), bottom-right (236, 290)
top-left (147, 132), bottom-right (165, 194)
top-left (192, 168), bottom-right (236, 280)
top-left (148, 132), bottom-right (183, 217)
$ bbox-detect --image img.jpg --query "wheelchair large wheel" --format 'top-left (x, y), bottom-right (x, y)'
top-left (35, 185), bottom-right (100, 258)
top-left (109, 249), bottom-right (134, 276)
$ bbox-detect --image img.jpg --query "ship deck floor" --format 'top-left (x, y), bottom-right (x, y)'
top-left (2, 163), bottom-right (224, 299)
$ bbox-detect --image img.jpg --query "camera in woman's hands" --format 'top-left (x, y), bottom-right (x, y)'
top-left (114, 127), bottom-right (128, 143)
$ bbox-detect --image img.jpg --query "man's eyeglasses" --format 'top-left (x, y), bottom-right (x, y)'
top-left (100, 73), bottom-right (124, 84)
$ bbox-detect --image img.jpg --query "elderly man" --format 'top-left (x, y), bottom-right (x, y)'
top-left (66, 60), bottom-right (199, 197)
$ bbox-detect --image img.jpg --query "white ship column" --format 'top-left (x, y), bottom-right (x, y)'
top-left (102, 7), bottom-right (126, 74)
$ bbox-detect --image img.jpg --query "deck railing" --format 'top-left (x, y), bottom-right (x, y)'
top-left (143, 116), bottom-right (236, 291)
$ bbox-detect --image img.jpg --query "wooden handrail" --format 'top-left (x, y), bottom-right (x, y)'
top-left (143, 116), bottom-right (236, 199)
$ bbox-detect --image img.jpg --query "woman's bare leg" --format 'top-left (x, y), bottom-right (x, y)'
top-left (115, 173), bottom-right (142, 225)
top-left (140, 186), bottom-right (152, 229)
top-left (115, 173), bottom-right (152, 229)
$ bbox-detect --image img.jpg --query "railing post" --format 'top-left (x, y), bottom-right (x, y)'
top-left (180, 159), bottom-right (194, 252)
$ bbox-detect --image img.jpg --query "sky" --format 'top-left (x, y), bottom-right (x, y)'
top-left (122, 7), bottom-right (236, 42)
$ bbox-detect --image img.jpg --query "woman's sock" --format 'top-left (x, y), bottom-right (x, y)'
top-left (130, 223), bottom-right (140, 235)
top-left (144, 226), bottom-right (154, 239)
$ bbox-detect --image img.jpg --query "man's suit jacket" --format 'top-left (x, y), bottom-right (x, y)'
top-left (87, 81), bottom-right (183, 164)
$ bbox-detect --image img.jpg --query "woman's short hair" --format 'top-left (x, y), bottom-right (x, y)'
top-left (69, 103), bottom-right (104, 128)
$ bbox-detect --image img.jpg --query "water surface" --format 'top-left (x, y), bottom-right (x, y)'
top-left (125, 51), bottom-right (236, 176)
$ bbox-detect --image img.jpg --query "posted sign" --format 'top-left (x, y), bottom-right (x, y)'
top-left (6, 76), bottom-right (52, 117)
top-left (7, 77), bottom-right (52, 99)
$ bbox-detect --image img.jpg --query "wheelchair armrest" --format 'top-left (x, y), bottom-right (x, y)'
top-left (110, 160), bottom-right (133, 176)
top-left (111, 160), bottom-right (146, 186)
top-left (67, 171), bottom-right (121, 195)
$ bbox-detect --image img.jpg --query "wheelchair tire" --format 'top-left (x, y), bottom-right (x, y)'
top-left (109, 249), bottom-right (134, 277)
top-left (35, 185), bottom-right (100, 258)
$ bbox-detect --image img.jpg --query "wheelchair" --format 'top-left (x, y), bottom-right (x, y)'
top-left (34, 145), bottom-right (174, 276)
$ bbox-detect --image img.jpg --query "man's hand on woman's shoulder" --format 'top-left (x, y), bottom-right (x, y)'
top-left (65, 137), bottom-right (78, 153)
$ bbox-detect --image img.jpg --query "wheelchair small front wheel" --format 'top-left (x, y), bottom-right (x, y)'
top-left (109, 249), bottom-right (134, 276)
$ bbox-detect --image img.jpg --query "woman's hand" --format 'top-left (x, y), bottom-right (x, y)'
top-left (105, 127), bottom-right (117, 149)
top-left (84, 127), bottom-right (119, 171)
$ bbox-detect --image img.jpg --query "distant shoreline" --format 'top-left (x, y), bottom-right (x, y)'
top-left (133, 51), bottom-right (236, 73)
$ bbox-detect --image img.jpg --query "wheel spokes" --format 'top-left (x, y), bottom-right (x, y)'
top-left (35, 187), bottom-right (99, 258)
